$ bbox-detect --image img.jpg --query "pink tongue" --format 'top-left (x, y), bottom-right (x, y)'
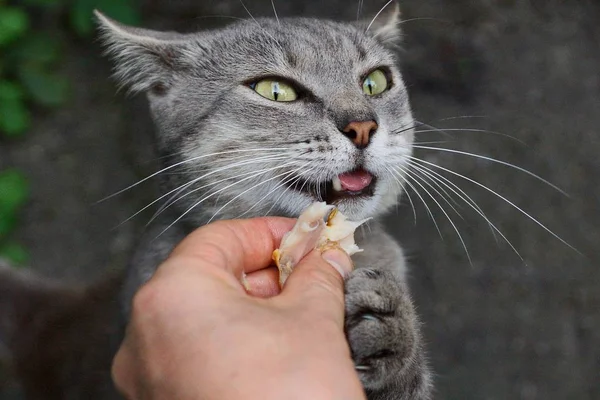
top-left (338, 169), bottom-right (373, 192)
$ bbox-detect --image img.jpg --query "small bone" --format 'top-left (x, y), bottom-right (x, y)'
top-left (272, 202), bottom-right (369, 287)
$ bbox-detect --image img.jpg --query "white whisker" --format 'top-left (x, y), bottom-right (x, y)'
top-left (149, 153), bottom-right (293, 221)
top-left (410, 156), bottom-right (579, 254)
top-left (408, 165), bottom-right (464, 219)
top-left (359, 224), bottom-right (366, 238)
top-left (407, 157), bottom-right (491, 227)
top-left (316, 174), bottom-right (322, 202)
top-left (210, 163), bottom-right (310, 222)
top-left (389, 166), bottom-right (442, 238)
top-left (240, 165), bottom-right (311, 218)
top-left (385, 166), bottom-right (417, 225)
top-left (259, 175), bottom-right (301, 217)
top-left (118, 153), bottom-right (291, 227)
top-left (238, 0), bottom-right (285, 52)
top-left (412, 144), bottom-right (568, 196)
top-left (365, 0), bottom-right (394, 33)
top-left (414, 120), bottom-right (525, 144)
top-left (98, 147), bottom-right (288, 203)
top-left (271, 0), bottom-right (280, 25)
top-left (193, 15), bottom-right (247, 22)
top-left (260, 166), bottom-right (318, 217)
top-left (413, 140), bottom-right (454, 145)
top-left (148, 156), bottom-right (293, 226)
top-left (437, 115), bottom-right (487, 122)
top-left (398, 165), bottom-right (472, 265)
top-left (397, 17), bottom-right (449, 26)
top-left (408, 158), bottom-right (523, 260)
top-left (356, 0), bottom-right (364, 21)
top-left (156, 161), bottom-right (298, 238)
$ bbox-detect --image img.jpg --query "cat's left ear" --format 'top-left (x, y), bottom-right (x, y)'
top-left (95, 10), bottom-right (188, 94)
top-left (362, 1), bottom-right (402, 46)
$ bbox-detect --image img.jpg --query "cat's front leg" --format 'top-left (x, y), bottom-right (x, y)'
top-left (345, 266), bottom-right (432, 400)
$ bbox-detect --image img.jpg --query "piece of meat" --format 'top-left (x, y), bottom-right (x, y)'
top-left (272, 202), bottom-right (369, 287)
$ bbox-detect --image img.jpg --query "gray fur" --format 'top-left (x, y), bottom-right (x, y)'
top-left (99, 3), bottom-right (431, 399)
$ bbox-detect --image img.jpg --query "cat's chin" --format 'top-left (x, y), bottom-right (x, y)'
top-left (330, 198), bottom-right (381, 221)
top-left (281, 170), bottom-right (393, 221)
top-left (299, 190), bottom-right (388, 221)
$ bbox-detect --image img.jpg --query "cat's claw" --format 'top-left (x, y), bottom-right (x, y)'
top-left (361, 314), bottom-right (380, 322)
top-left (360, 268), bottom-right (381, 279)
top-left (345, 267), bottom-right (431, 398)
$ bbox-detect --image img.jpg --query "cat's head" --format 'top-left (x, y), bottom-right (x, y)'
top-left (97, 2), bottom-right (413, 224)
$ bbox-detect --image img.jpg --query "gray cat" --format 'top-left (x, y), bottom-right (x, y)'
top-left (0, 2), bottom-right (431, 399)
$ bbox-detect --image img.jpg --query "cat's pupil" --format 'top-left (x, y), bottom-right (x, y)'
top-left (272, 82), bottom-right (280, 101)
top-left (366, 79), bottom-right (374, 95)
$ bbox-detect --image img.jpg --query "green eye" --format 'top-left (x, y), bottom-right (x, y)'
top-left (253, 79), bottom-right (298, 102)
top-left (362, 69), bottom-right (389, 96)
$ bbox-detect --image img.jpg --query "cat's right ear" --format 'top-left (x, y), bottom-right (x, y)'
top-left (361, 0), bottom-right (403, 47)
top-left (95, 11), bottom-right (186, 94)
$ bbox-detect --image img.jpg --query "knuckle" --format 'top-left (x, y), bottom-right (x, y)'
top-left (305, 261), bottom-right (343, 290)
top-left (304, 268), bottom-right (345, 308)
top-left (111, 349), bottom-right (133, 398)
top-left (131, 282), bottom-right (165, 318)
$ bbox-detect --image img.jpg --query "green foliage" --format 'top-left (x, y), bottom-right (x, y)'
top-left (19, 65), bottom-right (70, 107)
top-left (0, 0), bottom-right (141, 137)
top-left (21, 0), bottom-right (62, 6)
top-left (71, 0), bottom-right (140, 36)
top-left (0, 169), bottom-right (28, 239)
top-left (0, 0), bottom-right (141, 266)
top-left (0, 169), bottom-right (29, 265)
top-left (0, 7), bottom-right (29, 47)
top-left (0, 241), bottom-right (29, 265)
top-left (9, 34), bottom-right (63, 65)
top-left (0, 80), bottom-right (30, 136)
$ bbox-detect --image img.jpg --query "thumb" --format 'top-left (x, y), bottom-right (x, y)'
top-left (281, 248), bottom-right (353, 327)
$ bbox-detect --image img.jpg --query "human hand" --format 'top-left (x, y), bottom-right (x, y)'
top-left (112, 217), bottom-right (366, 400)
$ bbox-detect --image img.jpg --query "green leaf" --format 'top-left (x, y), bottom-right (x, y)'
top-left (0, 169), bottom-right (29, 211)
top-left (0, 95), bottom-right (30, 136)
top-left (18, 66), bottom-right (70, 107)
top-left (8, 34), bottom-right (62, 66)
top-left (0, 7), bottom-right (29, 47)
top-left (71, 0), bottom-right (140, 36)
top-left (21, 0), bottom-right (63, 7)
top-left (97, 0), bottom-right (140, 25)
top-left (0, 81), bottom-right (29, 136)
top-left (0, 242), bottom-right (29, 266)
top-left (70, 0), bottom-right (96, 36)
top-left (0, 80), bottom-right (25, 101)
top-left (0, 212), bottom-right (17, 239)
top-left (0, 170), bottom-right (28, 239)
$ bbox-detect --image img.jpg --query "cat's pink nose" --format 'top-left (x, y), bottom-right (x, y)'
top-left (342, 120), bottom-right (378, 149)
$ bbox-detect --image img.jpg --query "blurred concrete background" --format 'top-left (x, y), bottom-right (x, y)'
top-left (1, 0), bottom-right (599, 398)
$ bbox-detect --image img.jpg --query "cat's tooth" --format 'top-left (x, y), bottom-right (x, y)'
top-left (332, 176), bottom-right (343, 192)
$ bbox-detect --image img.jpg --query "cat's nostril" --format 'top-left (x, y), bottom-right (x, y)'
top-left (342, 120), bottom-right (378, 149)
top-left (345, 130), bottom-right (357, 140)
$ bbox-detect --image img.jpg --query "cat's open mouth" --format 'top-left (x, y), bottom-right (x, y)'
top-left (291, 168), bottom-right (377, 204)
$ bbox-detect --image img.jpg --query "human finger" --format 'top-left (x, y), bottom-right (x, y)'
top-left (111, 333), bottom-right (139, 399)
top-left (166, 217), bottom-right (295, 278)
top-left (280, 248), bottom-right (353, 327)
top-left (245, 266), bottom-right (281, 298)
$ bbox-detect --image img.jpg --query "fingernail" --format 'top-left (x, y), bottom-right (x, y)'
top-left (322, 249), bottom-right (353, 278)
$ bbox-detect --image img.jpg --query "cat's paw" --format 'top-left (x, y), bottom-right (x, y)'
top-left (345, 267), bottom-right (430, 398)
